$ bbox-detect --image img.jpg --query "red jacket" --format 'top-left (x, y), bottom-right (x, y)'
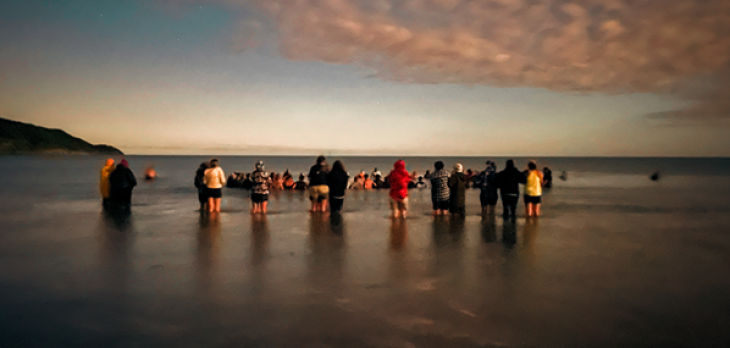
top-left (387, 160), bottom-right (411, 200)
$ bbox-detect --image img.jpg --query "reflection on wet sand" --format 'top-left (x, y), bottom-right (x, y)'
top-left (250, 214), bottom-right (270, 266)
top-left (196, 212), bottom-right (221, 297)
top-left (430, 216), bottom-right (466, 284)
top-left (97, 209), bottom-right (134, 320)
top-left (306, 214), bottom-right (346, 293)
top-left (502, 217), bottom-right (517, 248)
top-left (481, 216), bottom-right (497, 243)
top-left (389, 218), bottom-right (408, 251)
top-left (99, 209), bottom-right (134, 279)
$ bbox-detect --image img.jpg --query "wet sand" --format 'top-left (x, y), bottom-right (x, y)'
top-left (1, 187), bottom-right (729, 347)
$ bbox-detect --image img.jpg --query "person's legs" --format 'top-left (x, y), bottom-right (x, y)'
top-left (207, 197), bottom-right (215, 212)
top-left (390, 198), bottom-right (399, 218)
top-left (261, 201), bottom-right (268, 214)
top-left (535, 203), bottom-right (541, 217)
top-left (320, 198), bottom-right (328, 212)
top-left (214, 198), bottom-right (222, 212)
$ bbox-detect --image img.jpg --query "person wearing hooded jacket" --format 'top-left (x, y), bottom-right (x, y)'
top-left (448, 163), bottom-right (467, 216)
top-left (387, 160), bottom-right (412, 218)
top-left (326, 160), bottom-right (350, 213)
top-left (194, 161), bottom-right (209, 211)
top-left (495, 159), bottom-right (526, 218)
top-left (100, 158), bottom-right (115, 210)
top-left (109, 159), bottom-right (137, 210)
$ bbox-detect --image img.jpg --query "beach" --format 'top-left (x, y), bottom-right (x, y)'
top-left (1, 155), bottom-right (729, 347)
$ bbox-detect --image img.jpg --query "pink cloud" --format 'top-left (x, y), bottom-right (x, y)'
top-left (160, 0), bottom-right (730, 122)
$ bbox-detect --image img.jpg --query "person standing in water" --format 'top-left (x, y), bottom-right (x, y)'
top-left (194, 161), bottom-right (209, 211)
top-left (251, 161), bottom-right (272, 214)
top-left (308, 156), bottom-right (330, 213)
top-left (100, 158), bottom-right (115, 210)
top-left (109, 159), bottom-right (137, 211)
top-left (429, 161), bottom-right (450, 216)
top-left (495, 159), bottom-right (525, 218)
top-left (326, 160), bottom-right (350, 213)
top-left (448, 163), bottom-right (467, 216)
top-left (203, 158), bottom-right (226, 213)
top-left (524, 161), bottom-right (545, 217)
top-left (387, 160), bottom-right (412, 218)
top-left (479, 161), bottom-right (499, 216)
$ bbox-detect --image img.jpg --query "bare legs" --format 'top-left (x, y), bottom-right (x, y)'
top-left (391, 199), bottom-right (407, 218)
top-left (309, 200), bottom-right (328, 213)
top-left (251, 201), bottom-right (268, 214)
top-left (207, 197), bottom-right (221, 213)
top-left (525, 203), bottom-right (541, 217)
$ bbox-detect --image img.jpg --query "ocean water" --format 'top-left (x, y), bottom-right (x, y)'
top-left (0, 155), bottom-right (729, 347)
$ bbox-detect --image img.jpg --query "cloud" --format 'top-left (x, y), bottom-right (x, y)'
top-left (160, 0), bottom-right (730, 122)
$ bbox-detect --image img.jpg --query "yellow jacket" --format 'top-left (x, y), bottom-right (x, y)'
top-left (100, 165), bottom-right (116, 198)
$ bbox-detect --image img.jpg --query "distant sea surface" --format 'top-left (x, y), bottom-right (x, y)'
top-left (1, 155), bottom-right (729, 347)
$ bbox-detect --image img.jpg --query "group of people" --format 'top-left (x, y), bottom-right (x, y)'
top-left (185, 156), bottom-right (549, 218)
top-left (100, 156), bottom-right (550, 218)
top-left (99, 158), bottom-right (137, 211)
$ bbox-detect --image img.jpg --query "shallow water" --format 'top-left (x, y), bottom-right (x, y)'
top-left (1, 156), bottom-right (729, 347)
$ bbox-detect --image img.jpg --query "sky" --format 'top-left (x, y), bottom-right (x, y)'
top-left (1, 0), bottom-right (728, 156)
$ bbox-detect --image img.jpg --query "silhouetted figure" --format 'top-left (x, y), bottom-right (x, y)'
top-left (327, 160), bottom-right (350, 213)
top-left (194, 161), bottom-right (209, 211)
top-left (495, 159), bottom-right (526, 218)
top-left (479, 160), bottom-right (498, 216)
top-left (543, 167), bottom-right (553, 188)
top-left (448, 163), bottom-right (467, 216)
top-left (109, 159), bottom-right (137, 211)
top-left (559, 171), bottom-right (568, 181)
top-left (294, 173), bottom-right (308, 190)
top-left (650, 171), bottom-right (660, 181)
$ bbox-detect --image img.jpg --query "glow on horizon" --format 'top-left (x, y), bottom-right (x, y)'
top-left (1, 0), bottom-right (728, 157)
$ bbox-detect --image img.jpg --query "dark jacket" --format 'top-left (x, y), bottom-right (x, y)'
top-left (308, 164), bottom-right (329, 186)
top-left (326, 170), bottom-right (349, 198)
top-left (109, 166), bottom-right (137, 191)
top-left (448, 172), bottom-right (467, 208)
top-left (194, 167), bottom-right (206, 190)
top-left (495, 167), bottom-right (526, 195)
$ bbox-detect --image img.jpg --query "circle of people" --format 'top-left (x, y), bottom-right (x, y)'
top-left (99, 156), bottom-right (553, 218)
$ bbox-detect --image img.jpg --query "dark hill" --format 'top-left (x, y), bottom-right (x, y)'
top-left (0, 118), bottom-right (123, 155)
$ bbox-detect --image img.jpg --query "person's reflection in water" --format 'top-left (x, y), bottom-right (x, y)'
top-left (100, 209), bottom-right (133, 264)
top-left (522, 218), bottom-right (539, 266)
top-left (448, 215), bottom-right (466, 244)
top-left (502, 216), bottom-right (517, 248)
top-left (306, 214), bottom-right (345, 295)
top-left (97, 209), bottom-right (134, 320)
top-left (431, 215), bottom-right (450, 248)
top-left (330, 212), bottom-right (345, 236)
top-left (250, 213), bottom-right (270, 266)
top-left (389, 218), bottom-right (408, 252)
top-left (481, 215), bottom-right (497, 243)
top-left (196, 211), bottom-right (221, 298)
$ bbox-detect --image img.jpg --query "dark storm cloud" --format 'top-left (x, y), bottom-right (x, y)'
top-left (160, 0), bottom-right (730, 122)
